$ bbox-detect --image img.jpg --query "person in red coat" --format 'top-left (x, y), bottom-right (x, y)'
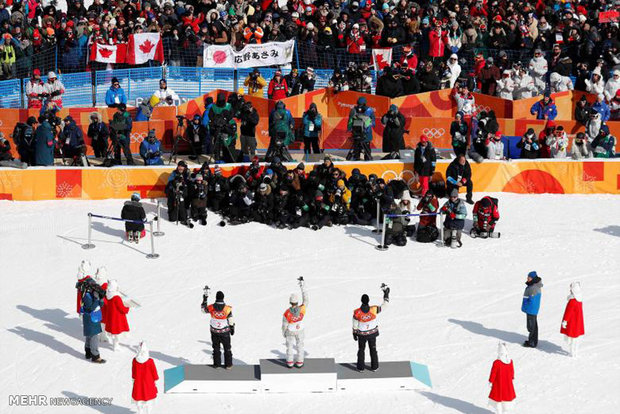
top-left (104, 279), bottom-right (130, 351)
top-left (488, 342), bottom-right (516, 414)
top-left (561, 282), bottom-right (584, 357)
top-left (267, 71), bottom-right (288, 100)
top-left (132, 341), bottom-right (158, 414)
top-left (76, 260), bottom-right (93, 314)
top-left (538, 121), bottom-right (556, 158)
top-left (94, 267), bottom-right (110, 342)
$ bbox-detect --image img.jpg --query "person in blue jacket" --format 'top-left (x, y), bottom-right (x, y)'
top-left (302, 103), bottom-right (322, 154)
top-left (201, 96), bottom-right (214, 155)
top-left (34, 115), bottom-right (55, 166)
top-left (105, 77), bottom-right (127, 108)
top-left (522, 271), bottom-right (543, 348)
top-left (80, 282), bottom-right (106, 363)
top-left (591, 94), bottom-right (610, 122)
top-left (530, 93), bottom-right (557, 120)
top-left (440, 188), bottom-right (468, 248)
top-left (139, 130), bottom-right (163, 165)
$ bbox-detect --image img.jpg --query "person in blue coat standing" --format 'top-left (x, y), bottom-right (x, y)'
top-left (139, 130), bottom-right (164, 165)
top-left (302, 103), bottom-right (322, 154)
top-left (80, 282), bottom-right (106, 363)
top-left (34, 116), bottom-right (55, 166)
top-left (522, 271), bottom-right (543, 348)
top-left (105, 77), bottom-right (127, 108)
top-left (530, 93), bottom-right (557, 120)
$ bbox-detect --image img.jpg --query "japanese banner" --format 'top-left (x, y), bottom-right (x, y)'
top-left (203, 40), bottom-right (295, 69)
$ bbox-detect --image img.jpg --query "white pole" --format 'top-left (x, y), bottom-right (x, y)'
top-left (146, 221), bottom-right (160, 259)
top-left (372, 199), bottom-right (381, 233)
top-left (439, 212), bottom-right (445, 246)
top-left (376, 215), bottom-right (389, 250)
top-left (153, 200), bottom-right (165, 237)
top-left (82, 213), bottom-right (95, 250)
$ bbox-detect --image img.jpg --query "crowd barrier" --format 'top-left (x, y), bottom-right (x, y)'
top-left (1, 159), bottom-right (619, 202)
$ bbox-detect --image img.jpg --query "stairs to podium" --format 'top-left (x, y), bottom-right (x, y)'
top-left (164, 359), bottom-right (431, 394)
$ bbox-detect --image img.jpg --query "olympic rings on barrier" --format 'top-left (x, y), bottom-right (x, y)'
top-left (381, 169), bottom-right (419, 190)
top-left (421, 128), bottom-right (446, 140)
top-left (130, 132), bottom-right (146, 144)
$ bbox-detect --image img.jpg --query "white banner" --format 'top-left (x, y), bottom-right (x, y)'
top-left (203, 40), bottom-right (295, 69)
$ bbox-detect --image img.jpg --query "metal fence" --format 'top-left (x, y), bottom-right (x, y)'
top-left (0, 79), bottom-right (21, 108)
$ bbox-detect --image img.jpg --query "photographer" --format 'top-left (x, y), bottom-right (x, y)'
top-left (380, 104), bottom-right (406, 153)
top-left (413, 135), bottom-right (436, 196)
top-left (121, 193), bottom-right (146, 243)
top-left (243, 68), bottom-right (267, 98)
top-left (109, 104), bottom-right (134, 165)
top-left (87, 112), bottom-right (110, 159)
top-left (267, 101), bottom-right (294, 162)
top-left (13, 116), bottom-right (37, 165)
top-left (139, 130), bottom-right (163, 166)
top-left (185, 115), bottom-right (207, 160)
top-left (209, 93), bottom-right (238, 163)
top-left (77, 278), bottom-right (106, 363)
top-left (302, 103), bottom-right (322, 155)
top-left (166, 174), bottom-right (190, 226)
top-left (284, 69), bottom-right (300, 96)
top-left (34, 115), bottom-right (55, 166)
top-left (376, 66), bottom-right (404, 98)
top-left (153, 79), bottom-right (179, 106)
top-left (292, 67), bottom-right (316, 96)
top-left (346, 97), bottom-right (375, 161)
top-left (60, 116), bottom-right (87, 164)
top-left (267, 70), bottom-right (288, 100)
top-left (42, 72), bottom-right (65, 109)
top-left (239, 101), bottom-right (259, 158)
top-left (188, 174), bottom-right (208, 226)
top-left (208, 166), bottom-right (230, 213)
top-left (328, 68), bottom-right (349, 93)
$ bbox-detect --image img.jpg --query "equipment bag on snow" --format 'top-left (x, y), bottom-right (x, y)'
top-left (416, 225), bottom-right (439, 243)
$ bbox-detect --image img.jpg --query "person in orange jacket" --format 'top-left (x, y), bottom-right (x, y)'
top-left (243, 17), bottom-right (264, 44)
top-left (352, 284), bottom-right (389, 372)
top-left (282, 278), bottom-right (308, 368)
top-left (201, 288), bottom-right (235, 369)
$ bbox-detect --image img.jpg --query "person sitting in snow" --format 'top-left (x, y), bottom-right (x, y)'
top-left (121, 193), bottom-right (146, 243)
top-left (441, 188), bottom-right (467, 248)
top-left (471, 196), bottom-right (500, 238)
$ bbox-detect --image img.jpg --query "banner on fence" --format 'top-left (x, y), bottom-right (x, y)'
top-left (202, 40), bottom-right (295, 69)
top-left (126, 33), bottom-right (164, 65)
top-left (90, 43), bottom-right (127, 64)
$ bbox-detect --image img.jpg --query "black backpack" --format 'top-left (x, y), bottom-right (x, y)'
top-left (416, 225), bottom-right (439, 243)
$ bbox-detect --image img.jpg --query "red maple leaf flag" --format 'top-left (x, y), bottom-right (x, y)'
top-left (90, 42), bottom-right (126, 64)
top-left (126, 33), bottom-right (164, 65)
top-left (372, 48), bottom-right (392, 72)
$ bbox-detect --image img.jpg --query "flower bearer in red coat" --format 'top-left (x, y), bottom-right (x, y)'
top-left (132, 341), bottom-right (158, 414)
top-left (561, 282), bottom-right (584, 357)
top-left (94, 267), bottom-right (110, 342)
top-left (488, 342), bottom-right (516, 414)
top-left (103, 279), bottom-right (130, 351)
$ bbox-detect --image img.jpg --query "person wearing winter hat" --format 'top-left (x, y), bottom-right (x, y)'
top-left (80, 274), bottom-right (106, 364)
top-left (282, 278), bottom-right (308, 368)
top-left (530, 92), bottom-right (557, 120)
top-left (521, 271), bottom-right (543, 348)
top-left (121, 193), bottom-right (146, 243)
top-left (43, 71), bottom-right (65, 109)
top-left (104, 279), bottom-right (131, 351)
top-left (488, 342), bottom-right (516, 414)
top-left (76, 260), bottom-right (93, 314)
top-left (132, 340), bottom-right (159, 414)
top-left (105, 77), bottom-right (127, 108)
top-left (440, 188), bottom-right (467, 248)
top-left (561, 282), bottom-right (584, 357)
top-left (352, 284), bottom-right (390, 371)
top-left (26, 69), bottom-right (45, 109)
top-left (413, 135), bottom-right (436, 196)
top-left (201, 288), bottom-right (235, 369)
top-left (528, 48), bottom-right (548, 95)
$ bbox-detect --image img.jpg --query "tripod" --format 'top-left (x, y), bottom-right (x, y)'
top-left (265, 135), bottom-right (293, 162)
top-left (168, 116), bottom-right (197, 165)
top-left (346, 135), bottom-right (373, 161)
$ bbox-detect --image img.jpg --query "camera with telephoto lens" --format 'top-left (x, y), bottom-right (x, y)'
top-left (76, 278), bottom-right (106, 299)
top-left (351, 114), bottom-right (367, 140)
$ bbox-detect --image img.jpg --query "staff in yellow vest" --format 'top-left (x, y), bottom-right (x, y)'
top-left (0, 33), bottom-right (16, 79)
top-left (201, 287), bottom-right (235, 369)
top-left (282, 277), bottom-right (308, 368)
top-left (352, 284), bottom-right (390, 372)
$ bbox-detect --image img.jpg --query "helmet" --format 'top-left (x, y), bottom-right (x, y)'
top-left (131, 192), bottom-right (141, 202)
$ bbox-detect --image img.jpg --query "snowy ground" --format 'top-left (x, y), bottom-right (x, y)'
top-left (1, 193), bottom-right (620, 414)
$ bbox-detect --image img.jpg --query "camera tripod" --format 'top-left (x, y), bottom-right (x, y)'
top-left (168, 116), bottom-right (198, 165)
top-left (265, 136), bottom-right (293, 162)
top-left (346, 135), bottom-right (373, 161)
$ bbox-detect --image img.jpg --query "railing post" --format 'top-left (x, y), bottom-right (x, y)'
top-left (82, 213), bottom-right (95, 249)
top-left (438, 212), bottom-right (445, 246)
top-left (372, 199), bottom-right (382, 233)
top-left (376, 215), bottom-right (389, 251)
top-left (146, 221), bottom-right (160, 259)
top-left (153, 200), bottom-right (165, 236)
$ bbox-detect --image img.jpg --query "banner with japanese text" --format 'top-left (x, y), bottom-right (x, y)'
top-left (203, 40), bottom-right (295, 69)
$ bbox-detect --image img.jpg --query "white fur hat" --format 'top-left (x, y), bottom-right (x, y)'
top-left (289, 293), bottom-right (299, 304)
top-left (135, 340), bottom-right (150, 363)
top-left (497, 342), bottom-right (510, 363)
top-left (570, 281), bottom-right (582, 302)
top-left (95, 267), bottom-right (108, 283)
top-left (78, 260), bottom-right (92, 279)
top-left (106, 279), bottom-right (119, 300)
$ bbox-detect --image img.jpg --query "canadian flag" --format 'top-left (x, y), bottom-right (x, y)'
top-left (372, 48), bottom-right (392, 72)
top-left (126, 33), bottom-right (164, 65)
top-left (90, 43), bottom-right (127, 64)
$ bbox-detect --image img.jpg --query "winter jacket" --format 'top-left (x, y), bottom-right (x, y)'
top-left (521, 276), bottom-right (543, 315)
top-left (428, 29), bottom-right (448, 58)
top-left (603, 75), bottom-right (620, 102)
top-left (281, 287), bottom-right (308, 336)
top-left (446, 159), bottom-right (472, 187)
top-left (450, 120), bottom-right (468, 150)
top-left (547, 133), bottom-right (568, 158)
top-left (121, 200), bottom-right (146, 232)
top-left (243, 75), bottom-right (267, 97)
top-left (43, 79), bottom-right (65, 108)
top-left (132, 358), bottom-right (159, 402)
top-left (267, 78), bottom-right (288, 100)
top-left (446, 62), bottom-right (461, 88)
top-left (488, 360), bottom-right (516, 403)
top-left (549, 72), bottom-right (574, 93)
top-left (104, 294), bottom-right (130, 335)
top-left (347, 106), bottom-right (375, 143)
top-left (591, 134), bottom-right (616, 158)
top-left (413, 142), bottom-right (436, 177)
top-left (105, 86), bottom-right (127, 107)
top-left (441, 198), bottom-right (467, 230)
top-left (34, 121), bottom-right (55, 166)
top-left (486, 139), bottom-right (505, 160)
top-left (381, 110), bottom-right (406, 153)
top-left (376, 74), bottom-right (404, 98)
top-left (60, 118), bottom-right (84, 150)
top-left (81, 291), bottom-right (103, 337)
top-left (561, 298), bottom-right (584, 339)
top-left (530, 99), bottom-right (558, 120)
top-left (416, 195), bottom-right (439, 228)
top-left (571, 139), bottom-right (592, 159)
top-left (517, 135), bottom-right (540, 159)
top-left (528, 56), bottom-right (548, 94)
top-left (591, 101), bottom-right (611, 122)
top-left (585, 78), bottom-right (605, 96)
top-left (153, 87), bottom-right (180, 104)
top-left (513, 74), bottom-right (536, 99)
top-left (496, 77), bottom-right (515, 100)
top-left (479, 65), bottom-right (500, 96)
top-left (302, 109), bottom-right (322, 138)
top-left (453, 92), bottom-right (475, 116)
top-left (418, 68), bottom-right (440, 92)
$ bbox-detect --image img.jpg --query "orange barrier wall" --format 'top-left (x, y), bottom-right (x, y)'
top-left (1, 160), bottom-right (619, 201)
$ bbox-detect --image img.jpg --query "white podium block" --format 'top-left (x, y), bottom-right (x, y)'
top-left (259, 358), bottom-right (337, 393)
top-left (164, 365), bottom-right (261, 393)
top-left (336, 361), bottom-right (432, 391)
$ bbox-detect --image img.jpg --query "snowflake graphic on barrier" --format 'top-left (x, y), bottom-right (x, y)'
top-left (575, 171), bottom-right (596, 193)
top-left (56, 181), bottom-right (75, 198)
top-left (104, 169), bottom-right (129, 190)
top-left (521, 179), bottom-right (538, 194)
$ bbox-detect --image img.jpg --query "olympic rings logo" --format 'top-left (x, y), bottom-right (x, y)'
top-left (381, 169), bottom-right (419, 191)
top-left (474, 104), bottom-right (491, 114)
top-left (421, 128), bottom-right (445, 139)
top-left (130, 133), bottom-right (145, 144)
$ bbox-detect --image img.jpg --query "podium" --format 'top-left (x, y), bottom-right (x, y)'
top-left (164, 364), bottom-right (261, 393)
top-left (259, 359), bottom-right (337, 393)
top-left (336, 361), bottom-right (432, 391)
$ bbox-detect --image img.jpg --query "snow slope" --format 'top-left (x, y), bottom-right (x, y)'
top-left (1, 193), bottom-right (620, 414)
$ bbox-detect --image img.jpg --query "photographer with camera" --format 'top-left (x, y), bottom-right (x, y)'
top-left (166, 173), bottom-right (190, 227)
top-left (139, 130), bottom-right (164, 166)
top-left (346, 97), bottom-right (375, 161)
top-left (34, 114), bottom-right (56, 166)
top-left (376, 66), bottom-right (404, 98)
top-left (185, 115), bottom-right (207, 160)
top-left (26, 69), bottom-right (45, 109)
top-left (109, 104), bottom-right (134, 165)
top-left (292, 67), bottom-right (316, 96)
top-left (268, 70), bottom-right (288, 100)
top-left (302, 103), bottom-right (322, 155)
top-left (60, 115), bottom-right (87, 165)
top-left (209, 93), bottom-right (238, 163)
top-left (267, 101), bottom-right (294, 162)
top-left (243, 68), bottom-right (267, 98)
top-left (153, 79), bottom-right (179, 106)
top-left (13, 116), bottom-right (37, 165)
top-left (328, 68), bottom-right (349, 93)
top-left (189, 173), bottom-right (208, 226)
top-left (208, 165), bottom-right (230, 214)
top-left (76, 276), bottom-right (106, 363)
top-left (42, 72), bottom-right (65, 109)
top-left (121, 193), bottom-right (147, 243)
top-left (380, 104), bottom-right (406, 154)
top-left (239, 101), bottom-right (259, 158)
top-left (87, 112), bottom-right (110, 159)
